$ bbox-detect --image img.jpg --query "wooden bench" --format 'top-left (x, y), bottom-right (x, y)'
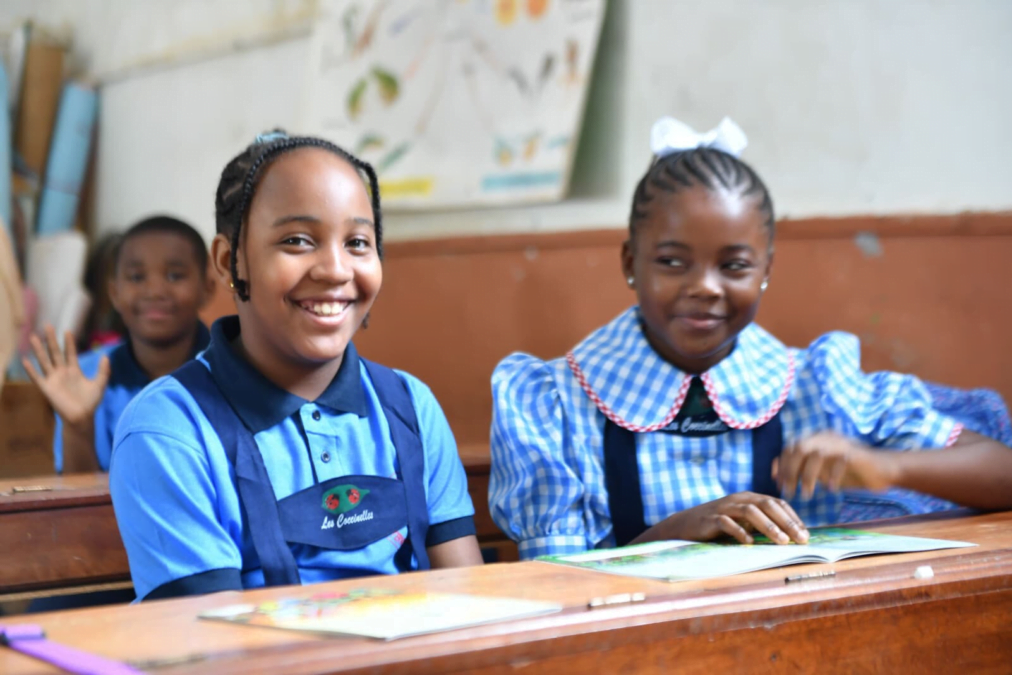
top-left (0, 456), bottom-right (513, 601)
top-left (0, 473), bottom-right (130, 602)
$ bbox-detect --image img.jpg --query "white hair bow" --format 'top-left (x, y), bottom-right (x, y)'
top-left (650, 116), bottom-right (748, 158)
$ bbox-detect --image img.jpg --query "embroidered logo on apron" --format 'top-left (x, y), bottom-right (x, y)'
top-left (320, 484), bottom-right (376, 531)
top-left (279, 475), bottom-right (406, 548)
top-left (322, 484), bottom-right (370, 515)
top-left (662, 378), bottom-right (730, 437)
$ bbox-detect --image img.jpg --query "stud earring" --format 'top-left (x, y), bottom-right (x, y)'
top-left (760, 279), bottom-right (769, 292)
top-left (626, 276), bottom-right (635, 287)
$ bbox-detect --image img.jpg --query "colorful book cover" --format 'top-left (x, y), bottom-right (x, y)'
top-left (540, 528), bottom-right (974, 582)
top-left (35, 82), bottom-right (97, 236)
top-left (200, 588), bottom-right (563, 640)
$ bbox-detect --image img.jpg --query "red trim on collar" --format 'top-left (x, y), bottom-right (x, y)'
top-left (699, 353), bottom-right (795, 429)
top-left (566, 351), bottom-right (693, 433)
top-left (566, 350), bottom-right (796, 432)
top-left (945, 423), bottom-right (964, 447)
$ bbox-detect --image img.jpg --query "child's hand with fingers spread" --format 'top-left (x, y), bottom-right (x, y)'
top-left (646, 492), bottom-right (811, 545)
top-left (22, 325), bottom-right (111, 429)
top-left (774, 431), bottom-right (900, 500)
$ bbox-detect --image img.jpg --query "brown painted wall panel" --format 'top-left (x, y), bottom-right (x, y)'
top-left (198, 212), bottom-right (1012, 446)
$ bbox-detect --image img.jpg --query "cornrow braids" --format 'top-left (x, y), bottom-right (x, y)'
top-left (214, 130), bottom-right (383, 302)
top-left (629, 147), bottom-right (774, 240)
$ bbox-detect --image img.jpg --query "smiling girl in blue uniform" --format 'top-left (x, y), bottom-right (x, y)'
top-left (490, 117), bottom-right (1012, 560)
top-left (110, 132), bottom-right (482, 600)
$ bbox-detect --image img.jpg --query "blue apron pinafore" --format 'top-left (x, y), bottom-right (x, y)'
top-left (172, 358), bottom-right (430, 587)
top-left (603, 377), bottom-right (784, 546)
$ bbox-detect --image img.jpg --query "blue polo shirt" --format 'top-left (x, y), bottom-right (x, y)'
top-left (109, 316), bottom-right (475, 601)
top-left (53, 324), bottom-right (210, 473)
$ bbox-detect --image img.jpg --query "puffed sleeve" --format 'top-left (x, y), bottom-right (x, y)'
top-left (489, 353), bottom-right (593, 559)
top-left (805, 332), bottom-right (962, 450)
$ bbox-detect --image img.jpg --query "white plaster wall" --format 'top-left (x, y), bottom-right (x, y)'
top-left (4, 0), bottom-right (1011, 243)
top-left (0, 0), bottom-right (318, 79)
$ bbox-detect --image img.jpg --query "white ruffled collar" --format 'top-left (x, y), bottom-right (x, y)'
top-left (567, 307), bottom-right (794, 431)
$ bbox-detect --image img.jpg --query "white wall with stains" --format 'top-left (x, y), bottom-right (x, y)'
top-left (3, 0), bottom-right (1011, 243)
top-left (0, 0), bottom-right (318, 80)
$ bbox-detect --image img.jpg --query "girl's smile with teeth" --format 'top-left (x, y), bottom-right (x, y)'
top-left (297, 300), bottom-right (351, 317)
top-left (218, 146), bottom-right (383, 371)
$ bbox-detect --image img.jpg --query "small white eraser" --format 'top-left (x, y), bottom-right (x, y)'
top-left (913, 565), bottom-right (934, 580)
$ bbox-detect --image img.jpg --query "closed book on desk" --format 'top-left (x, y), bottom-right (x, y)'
top-left (200, 588), bottom-right (562, 640)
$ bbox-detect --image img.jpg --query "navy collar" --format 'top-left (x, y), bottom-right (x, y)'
top-left (108, 322), bottom-right (211, 389)
top-left (202, 315), bottom-right (368, 433)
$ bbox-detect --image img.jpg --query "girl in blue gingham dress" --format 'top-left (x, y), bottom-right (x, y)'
top-left (489, 117), bottom-right (1012, 560)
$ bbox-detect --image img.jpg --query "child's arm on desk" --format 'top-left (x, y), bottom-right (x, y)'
top-left (774, 430), bottom-right (1012, 510)
top-left (23, 325), bottom-right (109, 473)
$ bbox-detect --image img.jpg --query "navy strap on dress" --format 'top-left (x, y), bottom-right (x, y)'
top-left (361, 359), bottom-right (431, 571)
top-left (750, 415), bottom-right (783, 498)
top-left (602, 419), bottom-right (649, 549)
top-left (174, 361), bottom-right (302, 586)
top-left (604, 412), bottom-right (784, 547)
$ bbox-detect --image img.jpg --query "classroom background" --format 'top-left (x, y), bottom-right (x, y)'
top-left (1, 0), bottom-right (1011, 477)
top-left (1, 3), bottom-right (1012, 668)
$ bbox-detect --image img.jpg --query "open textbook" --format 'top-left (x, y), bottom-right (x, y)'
top-left (199, 588), bottom-right (562, 641)
top-left (539, 528), bottom-right (974, 582)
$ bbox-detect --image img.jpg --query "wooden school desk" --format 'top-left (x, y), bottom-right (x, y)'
top-left (0, 473), bottom-right (130, 601)
top-left (2, 510), bottom-right (1011, 674)
top-left (0, 449), bottom-right (515, 600)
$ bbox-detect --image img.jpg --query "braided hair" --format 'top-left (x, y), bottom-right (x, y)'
top-left (629, 147), bottom-right (774, 241)
top-left (215, 130), bottom-right (382, 302)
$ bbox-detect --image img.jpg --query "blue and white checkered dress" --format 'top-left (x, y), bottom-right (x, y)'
top-left (489, 307), bottom-right (962, 559)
